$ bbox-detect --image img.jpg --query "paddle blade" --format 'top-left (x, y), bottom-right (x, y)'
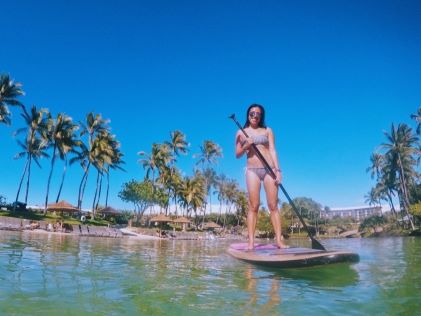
top-left (312, 238), bottom-right (326, 250)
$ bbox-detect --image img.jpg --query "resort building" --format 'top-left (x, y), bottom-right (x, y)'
top-left (321, 205), bottom-right (382, 221)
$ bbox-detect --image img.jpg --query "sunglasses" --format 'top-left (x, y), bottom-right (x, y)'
top-left (249, 111), bottom-right (261, 118)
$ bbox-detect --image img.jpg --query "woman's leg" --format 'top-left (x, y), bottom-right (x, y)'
top-left (246, 170), bottom-right (261, 250)
top-left (263, 175), bottom-right (288, 248)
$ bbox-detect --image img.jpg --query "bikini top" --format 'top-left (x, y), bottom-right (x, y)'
top-left (251, 134), bottom-right (269, 145)
top-left (240, 134), bottom-right (269, 146)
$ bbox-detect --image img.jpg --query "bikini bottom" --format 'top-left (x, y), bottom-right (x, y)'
top-left (246, 167), bottom-right (274, 181)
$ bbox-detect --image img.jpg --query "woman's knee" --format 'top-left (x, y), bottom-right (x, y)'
top-left (267, 202), bottom-right (278, 212)
top-left (248, 202), bottom-right (259, 212)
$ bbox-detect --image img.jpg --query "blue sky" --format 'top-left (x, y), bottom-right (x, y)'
top-left (1, 0), bottom-right (420, 211)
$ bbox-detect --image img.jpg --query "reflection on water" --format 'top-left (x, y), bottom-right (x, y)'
top-left (243, 266), bottom-right (281, 316)
top-left (267, 263), bottom-right (359, 288)
top-left (0, 231), bottom-right (420, 315)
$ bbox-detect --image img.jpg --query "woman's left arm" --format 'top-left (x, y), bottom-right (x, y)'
top-left (267, 128), bottom-right (282, 182)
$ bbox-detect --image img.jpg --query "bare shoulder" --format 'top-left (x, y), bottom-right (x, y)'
top-left (236, 129), bottom-right (245, 141)
top-left (266, 127), bottom-right (277, 142)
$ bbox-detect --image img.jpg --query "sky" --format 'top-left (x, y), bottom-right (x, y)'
top-left (1, 0), bottom-right (420, 211)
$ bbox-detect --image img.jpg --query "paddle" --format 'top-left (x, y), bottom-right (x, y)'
top-left (229, 114), bottom-right (326, 251)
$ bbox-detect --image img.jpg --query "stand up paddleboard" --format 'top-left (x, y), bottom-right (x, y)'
top-left (228, 243), bottom-right (359, 268)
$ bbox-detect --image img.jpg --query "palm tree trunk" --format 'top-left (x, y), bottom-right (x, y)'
top-left (16, 156), bottom-right (30, 204)
top-left (386, 190), bottom-right (397, 219)
top-left (218, 200), bottom-right (222, 224)
top-left (44, 146), bottom-right (57, 213)
top-left (24, 155), bottom-right (32, 204)
top-left (80, 170), bottom-right (90, 210)
top-left (95, 172), bottom-right (103, 211)
top-left (77, 172), bottom-right (86, 209)
top-left (224, 204), bottom-right (230, 228)
top-left (202, 204), bottom-right (206, 226)
top-left (165, 188), bottom-right (171, 216)
top-left (91, 170), bottom-right (101, 216)
top-left (397, 155), bottom-right (415, 230)
top-left (151, 171), bottom-right (156, 213)
top-left (398, 157), bottom-right (410, 209)
top-left (105, 167), bottom-right (110, 207)
top-left (78, 162), bottom-right (90, 209)
top-left (56, 157), bottom-right (68, 203)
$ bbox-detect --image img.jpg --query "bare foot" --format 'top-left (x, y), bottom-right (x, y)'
top-left (276, 242), bottom-right (290, 249)
top-left (247, 242), bottom-right (254, 251)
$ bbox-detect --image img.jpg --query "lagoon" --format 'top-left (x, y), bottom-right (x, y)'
top-left (0, 231), bottom-right (420, 315)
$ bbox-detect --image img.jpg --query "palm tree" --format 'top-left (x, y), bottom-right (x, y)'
top-left (0, 74), bottom-right (25, 125)
top-left (105, 139), bottom-right (125, 207)
top-left (56, 128), bottom-right (81, 202)
top-left (178, 172), bottom-right (206, 225)
top-left (194, 140), bottom-right (222, 170)
top-left (14, 106), bottom-right (49, 204)
top-left (167, 166), bottom-right (183, 216)
top-left (410, 106), bottom-right (421, 135)
top-left (92, 131), bottom-right (125, 211)
top-left (73, 142), bottom-right (89, 209)
top-left (165, 130), bottom-right (189, 158)
top-left (77, 113), bottom-right (110, 210)
top-left (138, 143), bottom-right (173, 213)
top-left (233, 190), bottom-right (248, 226)
top-left (0, 106), bottom-right (11, 126)
top-left (194, 140), bottom-right (222, 224)
top-left (43, 113), bottom-right (80, 212)
top-left (364, 187), bottom-right (381, 206)
top-left (215, 173), bottom-right (228, 224)
top-left (381, 123), bottom-right (418, 230)
top-left (367, 153), bottom-right (384, 181)
top-left (156, 166), bottom-right (171, 214)
top-left (91, 131), bottom-right (116, 214)
top-left (223, 179), bottom-right (239, 227)
top-left (165, 130), bottom-right (189, 214)
top-left (138, 143), bottom-right (172, 183)
top-left (202, 168), bottom-right (217, 224)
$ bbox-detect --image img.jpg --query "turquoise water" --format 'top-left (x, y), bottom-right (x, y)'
top-left (0, 231), bottom-right (420, 315)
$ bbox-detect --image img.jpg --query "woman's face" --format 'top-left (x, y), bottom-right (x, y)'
top-left (248, 107), bottom-right (262, 126)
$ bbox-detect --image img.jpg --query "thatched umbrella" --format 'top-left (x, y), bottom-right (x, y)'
top-left (150, 214), bottom-right (173, 237)
top-left (47, 200), bottom-right (79, 213)
top-left (46, 200), bottom-right (79, 230)
top-left (150, 213), bottom-right (173, 223)
top-left (173, 216), bottom-right (191, 231)
top-left (98, 206), bottom-right (121, 216)
top-left (202, 221), bottom-right (221, 230)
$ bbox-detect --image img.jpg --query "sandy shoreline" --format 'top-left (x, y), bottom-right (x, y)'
top-left (0, 216), bottom-right (245, 241)
top-left (3, 226), bottom-right (244, 241)
top-left (2, 226), bottom-right (161, 240)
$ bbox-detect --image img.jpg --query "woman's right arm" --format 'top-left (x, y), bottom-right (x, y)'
top-left (235, 130), bottom-right (251, 158)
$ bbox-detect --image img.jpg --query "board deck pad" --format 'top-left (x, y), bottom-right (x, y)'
top-left (228, 243), bottom-right (359, 268)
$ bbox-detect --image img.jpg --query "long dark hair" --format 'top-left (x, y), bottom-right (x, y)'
top-left (243, 103), bottom-right (266, 128)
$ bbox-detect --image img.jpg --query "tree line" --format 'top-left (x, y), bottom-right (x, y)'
top-left (0, 73), bottom-right (124, 216)
top-left (366, 106), bottom-right (421, 230)
top-left (119, 132), bottom-right (249, 226)
top-left (1, 73), bottom-right (250, 225)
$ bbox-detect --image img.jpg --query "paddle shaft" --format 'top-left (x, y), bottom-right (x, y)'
top-left (229, 114), bottom-right (326, 251)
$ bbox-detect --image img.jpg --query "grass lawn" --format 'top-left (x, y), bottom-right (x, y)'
top-left (0, 209), bottom-right (112, 226)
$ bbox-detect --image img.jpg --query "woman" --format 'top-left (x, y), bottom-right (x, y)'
top-left (235, 104), bottom-right (288, 250)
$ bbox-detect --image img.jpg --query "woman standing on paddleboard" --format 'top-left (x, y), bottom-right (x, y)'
top-left (235, 104), bottom-right (288, 250)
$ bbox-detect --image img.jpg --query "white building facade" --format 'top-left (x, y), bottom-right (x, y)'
top-left (322, 206), bottom-right (382, 221)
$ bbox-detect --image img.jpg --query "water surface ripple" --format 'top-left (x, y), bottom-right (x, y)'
top-left (0, 231), bottom-right (420, 315)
